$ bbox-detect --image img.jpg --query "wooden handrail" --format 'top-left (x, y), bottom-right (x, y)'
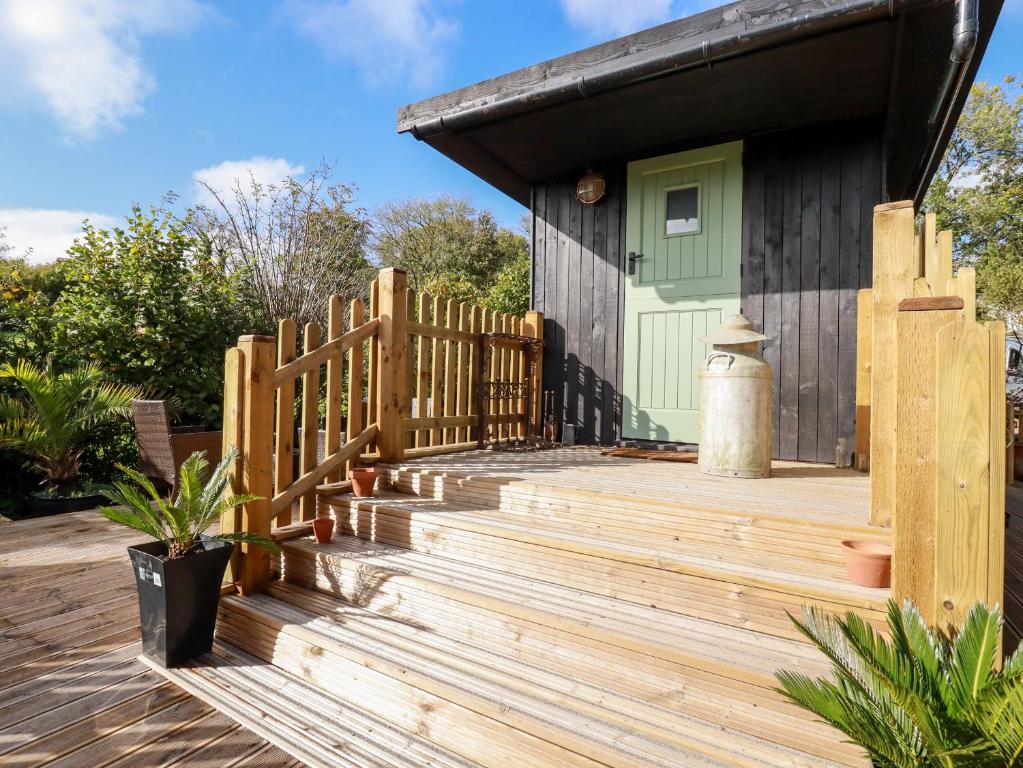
top-left (406, 320), bottom-right (476, 344)
top-left (270, 423), bottom-right (379, 517)
top-left (272, 317), bottom-right (379, 387)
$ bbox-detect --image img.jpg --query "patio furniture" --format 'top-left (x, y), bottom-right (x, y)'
top-left (131, 400), bottom-right (222, 495)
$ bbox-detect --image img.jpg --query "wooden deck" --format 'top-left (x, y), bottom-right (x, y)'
top-left (7, 452), bottom-right (1018, 767)
top-left (0, 511), bottom-right (299, 768)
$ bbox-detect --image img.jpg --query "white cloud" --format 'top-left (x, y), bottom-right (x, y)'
top-left (285, 0), bottom-right (459, 89)
top-left (0, 0), bottom-right (207, 139)
top-left (192, 157), bottom-right (306, 207)
top-left (0, 208), bottom-right (117, 264)
top-left (560, 0), bottom-right (673, 37)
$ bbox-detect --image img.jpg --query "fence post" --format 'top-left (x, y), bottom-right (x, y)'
top-left (236, 334), bottom-right (276, 595)
top-left (891, 304), bottom-right (963, 623)
top-left (523, 310), bottom-right (544, 437)
top-left (376, 268), bottom-right (408, 463)
top-left (221, 346), bottom-right (244, 585)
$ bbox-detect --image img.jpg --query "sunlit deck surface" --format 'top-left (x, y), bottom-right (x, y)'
top-left (0, 511), bottom-right (298, 768)
top-left (398, 445), bottom-right (873, 529)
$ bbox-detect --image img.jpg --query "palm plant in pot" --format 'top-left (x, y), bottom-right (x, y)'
top-left (98, 448), bottom-right (279, 667)
top-left (776, 599), bottom-right (1023, 767)
top-left (0, 359), bottom-right (143, 516)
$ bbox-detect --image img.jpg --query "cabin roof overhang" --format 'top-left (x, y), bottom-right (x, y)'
top-left (398, 0), bottom-right (1003, 207)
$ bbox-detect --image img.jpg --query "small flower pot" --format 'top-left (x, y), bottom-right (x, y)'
top-left (351, 468), bottom-right (378, 498)
top-left (128, 537), bottom-right (234, 668)
top-left (841, 540), bottom-right (892, 588)
top-left (312, 516), bottom-right (334, 544)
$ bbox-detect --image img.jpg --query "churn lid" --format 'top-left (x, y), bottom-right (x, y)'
top-left (703, 314), bottom-right (770, 345)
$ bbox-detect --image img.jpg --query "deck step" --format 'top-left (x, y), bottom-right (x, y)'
top-left (140, 642), bottom-right (484, 768)
top-left (217, 589), bottom-right (859, 768)
top-left (319, 490), bottom-right (888, 641)
top-left (385, 464), bottom-right (889, 576)
top-left (279, 537), bottom-right (867, 765)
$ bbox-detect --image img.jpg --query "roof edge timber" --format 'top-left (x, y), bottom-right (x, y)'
top-left (398, 0), bottom-right (944, 139)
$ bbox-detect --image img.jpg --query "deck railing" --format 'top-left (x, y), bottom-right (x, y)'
top-left (862, 201), bottom-right (1006, 634)
top-left (220, 267), bottom-right (543, 593)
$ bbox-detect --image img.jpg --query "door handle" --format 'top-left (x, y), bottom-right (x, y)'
top-left (628, 252), bottom-right (644, 275)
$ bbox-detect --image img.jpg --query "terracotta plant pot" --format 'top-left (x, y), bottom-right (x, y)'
top-left (311, 517), bottom-right (334, 544)
top-left (841, 540), bottom-right (892, 588)
top-left (351, 468), bottom-right (377, 498)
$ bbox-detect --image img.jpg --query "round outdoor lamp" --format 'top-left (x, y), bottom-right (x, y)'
top-left (575, 170), bottom-right (606, 205)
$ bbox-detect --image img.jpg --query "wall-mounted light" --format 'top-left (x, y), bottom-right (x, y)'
top-left (575, 170), bottom-right (606, 205)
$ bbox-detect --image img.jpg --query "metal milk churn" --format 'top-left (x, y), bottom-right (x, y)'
top-left (698, 314), bottom-right (772, 479)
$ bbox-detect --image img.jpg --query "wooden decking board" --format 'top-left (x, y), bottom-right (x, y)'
top-left (269, 577), bottom-right (864, 765)
top-left (391, 448), bottom-right (872, 526)
top-left (323, 494), bottom-right (886, 640)
top-left (281, 535), bottom-right (826, 684)
top-left (215, 605), bottom-right (730, 768)
top-left (338, 489), bottom-right (873, 584)
top-left (0, 510), bottom-right (290, 767)
top-left (389, 462), bottom-right (883, 539)
top-left (145, 643), bottom-right (501, 768)
top-left (218, 590), bottom-right (854, 768)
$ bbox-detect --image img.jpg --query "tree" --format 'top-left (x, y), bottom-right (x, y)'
top-left (925, 77), bottom-right (1023, 342)
top-left (374, 195), bottom-right (526, 297)
top-left (485, 246), bottom-right (531, 316)
top-left (195, 162), bottom-right (373, 330)
top-left (52, 205), bottom-right (250, 426)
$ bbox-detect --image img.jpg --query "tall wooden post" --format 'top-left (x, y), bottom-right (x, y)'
top-left (376, 268), bottom-right (408, 463)
top-left (345, 298), bottom-right (365, 477)
top-left (236, 334), bottom-right (275, 595)
top-left (221, 346), bottom-right (244, 586)
top-left (324, 296), bottom-right (344, 485)
top-left (870, 201), bottom-right (918, 526)
top-left (523, 310), bottom-right (544, 437)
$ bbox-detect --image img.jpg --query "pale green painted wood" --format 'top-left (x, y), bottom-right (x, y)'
top-left (622, 141), bottom-right (743, 442)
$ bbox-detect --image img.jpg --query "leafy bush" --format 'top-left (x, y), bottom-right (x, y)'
top-left (0, 360), bottom-right (143, 495)
top-left (777, 600), bottom-right (1023, 767)
top-left (99, 448), bottom-right (278, 558)
top-left (51, 206), bottom-right (253, 427)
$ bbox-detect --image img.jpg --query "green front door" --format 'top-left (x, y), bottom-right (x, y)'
top-left (622, 141), bottom-right (743, 443)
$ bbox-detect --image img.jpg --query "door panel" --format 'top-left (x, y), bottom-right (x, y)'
top-left (623, 142), bottom-right (743, 442)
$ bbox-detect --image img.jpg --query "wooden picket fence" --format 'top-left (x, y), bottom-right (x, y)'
top-left (858, 201), bottom-right (1006, 634)
top-left (220, 267), bottom-right (543, 593)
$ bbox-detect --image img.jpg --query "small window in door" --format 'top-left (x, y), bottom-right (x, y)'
top-left (665, 184), bottom-right (700, 236)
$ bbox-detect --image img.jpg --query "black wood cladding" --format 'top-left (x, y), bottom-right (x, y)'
top-left (531, 123), bottom-right (881, 459)
top-left (531, 167), bottom-right (626, 445)
top-left (741, 125), bottom-right (881, 462)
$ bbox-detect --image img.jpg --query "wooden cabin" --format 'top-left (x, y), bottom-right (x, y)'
top-left (399, 0), bottom-right (1003, 461)
top-left (85, 2), bottom-right (1014, 767)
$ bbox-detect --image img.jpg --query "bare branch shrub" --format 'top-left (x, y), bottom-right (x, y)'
top-left (194, 162), bottom-right (373, 330)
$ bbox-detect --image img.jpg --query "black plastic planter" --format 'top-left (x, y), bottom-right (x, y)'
top-left (127, 538), bottom-right (233, 668)
top-left (29, 493), bottom-right (107, 517)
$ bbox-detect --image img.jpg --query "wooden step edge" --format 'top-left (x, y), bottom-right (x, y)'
top-left (381, 464), bottom-right (883, 539)
top-left (265, 581), bottom-right (867, 767)
top-left (322, 495), bottom-right (888, 610)
top-left (221, 596), bottom-right (830, 768)
top-left (278, 541), bottom-right (815, 689)
top-left (139, 649), bottom-right (479, 768)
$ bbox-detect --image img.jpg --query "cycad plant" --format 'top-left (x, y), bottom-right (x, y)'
top-left (0, 359), bottom-right (143, 494)
top-left (777, 600), bottom-right (1023, 767)
top-left (98, 448), bottom-right (279, 558)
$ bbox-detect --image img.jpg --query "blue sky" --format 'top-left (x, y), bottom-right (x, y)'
top-left (1, 0), bottom-right (1021, 263)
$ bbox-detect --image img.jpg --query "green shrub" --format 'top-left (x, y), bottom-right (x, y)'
top-left (51, 206), bottom-right (253, 427)
top-left (777, 600), bottom-right (1023, 767)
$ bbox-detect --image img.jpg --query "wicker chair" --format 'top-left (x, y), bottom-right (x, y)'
top-left (131, 400), bottom-right (223, 495)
